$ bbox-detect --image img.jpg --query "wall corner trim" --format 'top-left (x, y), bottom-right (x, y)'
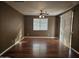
top-left (24, 36), bottom-right (57, 39)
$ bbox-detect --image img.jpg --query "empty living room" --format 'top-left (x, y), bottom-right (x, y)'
top-left (0, 1), bottom-right (79, 58)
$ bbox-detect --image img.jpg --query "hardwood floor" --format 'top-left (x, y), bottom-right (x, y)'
top-left (1, 37), bottom-right (79, 58)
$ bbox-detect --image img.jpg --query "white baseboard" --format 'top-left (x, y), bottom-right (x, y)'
top-left (24, 36), bottom-right (57, 39)
top-left (60, 41), bottom-right (79, 55)
top-left (0, 37), bottom-right (24, 56)
top-left (71, 48), bottom-right (79, 54)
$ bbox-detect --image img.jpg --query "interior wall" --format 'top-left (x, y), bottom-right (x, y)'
top-left (0, 2), bottom-right (24, 53)
top-left (72, 4), bottom-right (79, 52)
top-left (55, 16), bottom-right (60, 38)
top-left (59, 10), bottom-right (73, 47)
top-left (24, 16), bottom-right (56, 37)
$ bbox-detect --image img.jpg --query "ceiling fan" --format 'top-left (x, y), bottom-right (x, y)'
top-left (39, 10), bottom-right (48, 18)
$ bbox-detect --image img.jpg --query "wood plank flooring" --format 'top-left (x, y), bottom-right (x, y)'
top-left (1, 37), bottom-right (79, 58)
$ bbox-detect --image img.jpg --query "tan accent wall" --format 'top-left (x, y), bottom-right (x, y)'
top-left (24, 16), bottom-right (56, 37)
top-left (0, 2), bottom-right (24, 53)
top-left (72, 4), bottom-right (79, 52)
top-left (55, 16), bottom-right (60, 38)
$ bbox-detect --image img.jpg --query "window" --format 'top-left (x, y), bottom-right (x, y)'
top-left (33, 18), bottom-right (48, 31)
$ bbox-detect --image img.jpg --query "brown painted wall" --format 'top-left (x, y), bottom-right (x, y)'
top-left (0, 2), bottom-right (24, 53)
top-left (55, 16), bottom-right (60, 38)
top-left (24, 16), bottom-right (56, 37)
top-left (72, 4), bottom-right (79, 52)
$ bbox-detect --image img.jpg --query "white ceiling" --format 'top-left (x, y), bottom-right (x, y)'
top-left (6, 1), bottom-right (78, 16)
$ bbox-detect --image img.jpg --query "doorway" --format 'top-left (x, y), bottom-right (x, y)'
top-left (59, 10), bottom-right (73, 48)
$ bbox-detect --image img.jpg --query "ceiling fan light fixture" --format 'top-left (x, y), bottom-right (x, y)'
top-left (39, 10), bottom-right (48, 19)
top-left (39, 15), bottom-right (45, 18)
top-left (43, 15), bottom-right (45, 18)
top-left (39, 15), bottom-right (42, 18)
